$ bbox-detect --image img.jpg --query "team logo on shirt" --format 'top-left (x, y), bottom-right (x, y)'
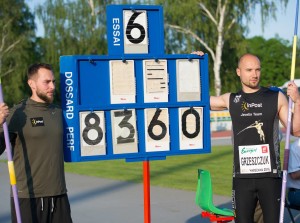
top-left (241, 101), bottom-right (262, 112)
top-left (31, 117), bottom-right (44, 127)
top-left (233, 95), bottom-right (241, 103)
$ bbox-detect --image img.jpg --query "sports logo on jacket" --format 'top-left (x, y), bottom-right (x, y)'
top-left (31, 117), bottom-right (45, 127)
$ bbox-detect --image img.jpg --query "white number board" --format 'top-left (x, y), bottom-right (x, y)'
top-left (123, 10), bottom-right (148, 54)
top-left (144, 108), bottom-right (170, 152)
top-left (109, 60), bottom-right (136, 104)
top-left (179, 107), bottom-right (203, 149)
top-left (111, 109), bottom-right (138, 154)
top-left (80, 111), bottom-right (106, 156)
top-left (176, 59), bottom-right (201, 101)
top-left (143, 59), bottom-right (168, 102)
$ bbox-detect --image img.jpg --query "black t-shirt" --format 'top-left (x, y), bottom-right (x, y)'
top-left (0, 98), bottom-right (67, 198)
top-left (229, 87), bottom-right (281, 178)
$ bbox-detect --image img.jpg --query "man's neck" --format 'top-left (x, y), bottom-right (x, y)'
top-left (242, 86), bottom-right (260, 94)
top-left (30, 96), bottom-right (47, 103)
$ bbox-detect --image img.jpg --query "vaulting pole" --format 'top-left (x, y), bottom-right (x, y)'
top-left (279, 1), bottom-right (299, 222)
top-left (0, 79), bottom-right (22, 223)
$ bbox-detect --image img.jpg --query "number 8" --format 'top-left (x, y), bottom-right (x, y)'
top-left (82, 113), bottom-right (103, 145)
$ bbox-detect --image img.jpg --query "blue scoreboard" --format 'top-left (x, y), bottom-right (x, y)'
top-left (60, 5), bottom-right (211, 162)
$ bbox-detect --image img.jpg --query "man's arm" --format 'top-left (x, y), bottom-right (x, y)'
top-left (210, 93), bottom-right (231, 111)
top-left (0, 103), bottom-right (9, 155)
top-left (290, 170), bottom-right (300, 180)
top-left (292, 100), bottom-right (300, 136)
top-left (288, 81), bottom-right (300, 136)
top-left (278, 81), bottom-right (300, 136)
top-left (0, 103), bottom-right (9, 125)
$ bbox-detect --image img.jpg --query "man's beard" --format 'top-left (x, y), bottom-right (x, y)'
top-left (249, 82), bottom-right (259, 88)
top-left (37, 90), bottom-right (54, 103)
top-left (242, 78), bottom-right (260, 89)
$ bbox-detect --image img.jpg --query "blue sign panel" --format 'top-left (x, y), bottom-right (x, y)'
top-left (106, 5), bottom-right (164, 55)
top-left (60, 4), bottom-right (211, 162)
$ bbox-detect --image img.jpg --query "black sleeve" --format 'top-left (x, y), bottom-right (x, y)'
top-left (0, 132), bottom-right (5, 155)
top-left (0, 132), bottom-right (17, 156)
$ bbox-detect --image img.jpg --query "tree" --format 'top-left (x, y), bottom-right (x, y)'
top-left (0, 0), bottom-right (37, 106)
top-left (244, 36), bottom-right (292, 87)
top-left (35, 0), bottom-right (118, 102)
top-left (154, 0), bottom-right (289, 95)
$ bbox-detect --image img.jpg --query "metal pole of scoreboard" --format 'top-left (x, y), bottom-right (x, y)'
top-left (143, 161), bottom-right (151, 223)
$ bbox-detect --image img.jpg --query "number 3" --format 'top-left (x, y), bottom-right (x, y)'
top-left (114, 110), bottom-right (135, 144)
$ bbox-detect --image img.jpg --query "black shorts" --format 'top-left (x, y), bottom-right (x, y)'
top-left (11, 194), bottom-right (72, 223)
top-left (232, 177), bottom-right (282, 223)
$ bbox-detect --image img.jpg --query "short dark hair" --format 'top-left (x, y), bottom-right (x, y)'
top-left (27, 63), bottom-right (53, 80)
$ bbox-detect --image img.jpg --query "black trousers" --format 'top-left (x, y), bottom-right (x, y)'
top-left (11, 194), bottom-right (72, 223)
top-left (232, 177), bottom-right (282, 223)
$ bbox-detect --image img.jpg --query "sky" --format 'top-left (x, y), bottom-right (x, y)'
top-left (246, 1), bottom-right (297, 41)
top-left (26, 0), bottom-right (298, 41)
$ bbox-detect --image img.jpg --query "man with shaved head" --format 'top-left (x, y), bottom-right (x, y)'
top-left (193, 51), bottom-right (300, 223)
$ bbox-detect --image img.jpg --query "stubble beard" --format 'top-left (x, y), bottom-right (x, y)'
top-left (36, 90), bottom-right (54, 103)
top-left (242, 78), bottom-right (260, 90)
top-left (249, 82), bottom-right (259, 89)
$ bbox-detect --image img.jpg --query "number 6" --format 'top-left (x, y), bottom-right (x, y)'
top-left (126, 12), bottom-right (146, 44)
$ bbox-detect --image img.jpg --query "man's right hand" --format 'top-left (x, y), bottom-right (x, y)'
top-left (191, 51), bottom-right (205, 56)
top-left (0, 103), bottom-right (9, 125)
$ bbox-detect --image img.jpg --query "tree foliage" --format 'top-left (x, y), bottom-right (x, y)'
top-left (35, 0), bottom-right (120, 102)
top-left (0, 0), bottom-right (37, 106)
top-left (153, 0), bottom-right (289, 95)
top-left (244, 36), bottom-right (294, 87)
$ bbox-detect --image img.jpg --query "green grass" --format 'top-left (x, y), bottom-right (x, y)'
top-left (64, 142), bottom-right (287, 196)
top-left (64, 145), bottom-right (234, 196)
top-left (1, 143), bottom-right (286, 197)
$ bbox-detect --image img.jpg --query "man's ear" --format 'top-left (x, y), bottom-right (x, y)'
top-left (28, 79), bottom-right (34, 89)
top-left (236, 68), bottom-right (241, 77)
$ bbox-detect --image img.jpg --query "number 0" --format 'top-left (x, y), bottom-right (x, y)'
top-left (181, 108), bottom-right (201, 138)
